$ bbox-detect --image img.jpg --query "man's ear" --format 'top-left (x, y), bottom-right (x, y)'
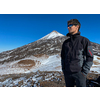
top-left (77, 25), bottom-right (79, 28)
top-left (76, 25), bottom-right (79, 30)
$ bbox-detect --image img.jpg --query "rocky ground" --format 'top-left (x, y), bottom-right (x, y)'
top-left (0, 71), bottom-right (100, 87)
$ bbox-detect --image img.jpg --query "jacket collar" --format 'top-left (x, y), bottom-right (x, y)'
top-left (66, 32), bottom-right (80, 37)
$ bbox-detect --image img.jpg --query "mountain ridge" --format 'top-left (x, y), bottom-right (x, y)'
top-left (0, 31), bottom-right (67, 64)
top-left (39, 30), bottom-right (64, 40)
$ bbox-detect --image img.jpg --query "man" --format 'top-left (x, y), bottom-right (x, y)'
top-left (61, 19), bottom-right (93, 87)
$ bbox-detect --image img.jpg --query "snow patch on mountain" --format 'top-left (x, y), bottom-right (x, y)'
top-left (40, 31), bottom-right (64, 40)
top-left (0, 54), bottom-right (61, 75)
top-left (35, 54), bottom-right (61, 72)
top-left (90, 55), bottom-right (100, 73)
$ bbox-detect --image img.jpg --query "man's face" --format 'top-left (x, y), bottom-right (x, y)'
top-left (67, 23), bottom-right (79, 34)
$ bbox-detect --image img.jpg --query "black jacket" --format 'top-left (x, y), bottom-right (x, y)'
top-left (61, 32), bottom-right (93, 76)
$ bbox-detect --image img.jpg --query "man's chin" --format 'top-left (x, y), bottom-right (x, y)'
top-left (69, 32), bottom-right (73, 34)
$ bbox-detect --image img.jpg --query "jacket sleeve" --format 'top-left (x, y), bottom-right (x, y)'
top-left (82, 38), bottom-right (93, 76)
top-left (61, 42), bottom-right (65, 71)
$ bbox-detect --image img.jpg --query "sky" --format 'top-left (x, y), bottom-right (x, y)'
top-left (0, 14), bottom-right (100, 53)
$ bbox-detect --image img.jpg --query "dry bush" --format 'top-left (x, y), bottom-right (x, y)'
top-left (87, 73), bottom-right (100, 80)
top-left (91, 66), bottom-right (97, 68)
top-left (25, 72), bottom-right (35, 79)
top-left (40, 80), bottom-right (65, 87)
top-left (18, 59), bottom-right (35, 68)
top-left (55, 66), bottom-right (61, 69)
top-left (93, 60), bottom-right (100, 65)
top-left (97, 57), bottom-right (100, 60)
top-left (40, 81), bottom-right (56, 87)
top-left (34, 54), bottom-right (49, 58)
top-left (18, 59), bottom-right (35, 65)
top-left (18, 80), bottom-right (23, 85)
top-left (12, 75), bottom-right (21, 80)
top-left (40, 74), bottom-right (65, 87)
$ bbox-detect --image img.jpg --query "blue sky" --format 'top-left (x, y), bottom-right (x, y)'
top-left (0, 14), bottom-right (100, 52)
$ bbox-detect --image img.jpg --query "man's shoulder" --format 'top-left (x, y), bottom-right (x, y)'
top-left (80, 35), bottom-right (92, 47)
top-left (80, 35), bottom-right (90, 42)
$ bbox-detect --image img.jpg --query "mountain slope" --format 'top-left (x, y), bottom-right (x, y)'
top-left (0, 30), bottom-right (100, 75)
top-left (0, 31), bottom-right (66, 64)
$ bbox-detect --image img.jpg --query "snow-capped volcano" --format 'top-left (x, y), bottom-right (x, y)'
top-left (40, 31), bottom-right (64, 40)
top-left (0, 30), bottom-right (67, 75)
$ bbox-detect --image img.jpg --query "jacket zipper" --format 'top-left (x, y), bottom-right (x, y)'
top-left (70, 36), bottom-right (74, 62)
